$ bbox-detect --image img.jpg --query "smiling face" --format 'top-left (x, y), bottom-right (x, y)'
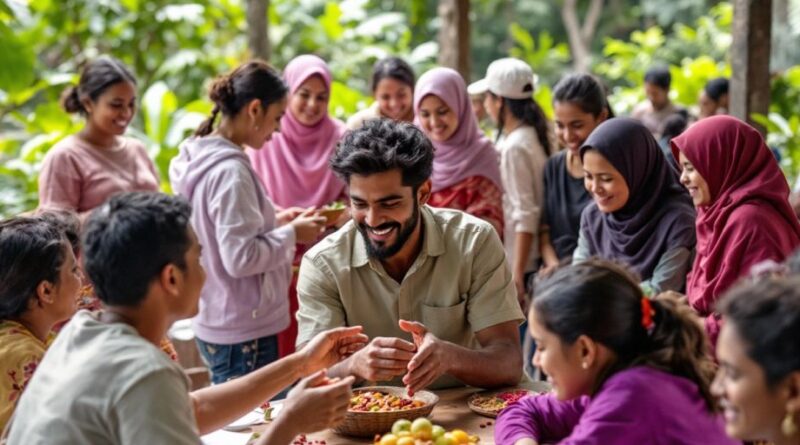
top-left (712, 322), bottom-right (792, 442)
top-left (582, 149), bottom-right (630, 213)
top-left (289, 75), bottom-right (329, 126)
top-left (375, 77), bottom-right (413, 121)
top-left (417, 94), bottom-right (459, 142)
top-left (247, 96), bottom-right (287, 148)
top-left (554, 101), bottom-right (606, 154)
top-left (529, 309), bottom-right (595, 400)
top-left (83, 81), bottom-right (137, 138)
top-left (348, 169), bottom-right (428, 261)
top-left (678, 151), bottom-right (712, 207)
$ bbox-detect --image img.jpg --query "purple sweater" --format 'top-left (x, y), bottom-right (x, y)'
top-left (170, 136), bottom-right (296, 344)
top-left (495, 366), bottom-right (740, 445)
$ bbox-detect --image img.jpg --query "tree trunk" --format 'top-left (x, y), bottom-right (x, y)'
top-left (561, 0), bottom-right (604, 73)
top-left (730, 0), bottom-right (772, 134)
top-left (246, 0), bottom-right (271, 61)
top-left (437, 0), bottom-right (471, 81)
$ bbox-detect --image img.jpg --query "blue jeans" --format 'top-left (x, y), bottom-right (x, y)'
top-left (196, 335), bottom-right (279, 385)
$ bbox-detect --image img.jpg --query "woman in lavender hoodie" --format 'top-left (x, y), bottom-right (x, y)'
top-left (169, 61), bottom-right (326, 384)
top-left (496, 259), bottom-right (738, 445)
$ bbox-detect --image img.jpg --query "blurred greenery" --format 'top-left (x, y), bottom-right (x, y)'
top-left (1, 0), bottom-right (800, 216)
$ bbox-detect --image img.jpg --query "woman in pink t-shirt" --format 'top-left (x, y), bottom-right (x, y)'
top-left (38, 56), bottom-right (160, 215)
top-left (37, 57), bottom-right (177, 360)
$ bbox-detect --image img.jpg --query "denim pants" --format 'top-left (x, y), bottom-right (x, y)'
top-left (196, 335), bottom-right (279, 384)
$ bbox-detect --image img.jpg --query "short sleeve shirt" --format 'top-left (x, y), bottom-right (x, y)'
top-left (7, 311), bottom-right (199, 445)
top-left (296, 206), bottom-right (524, 389)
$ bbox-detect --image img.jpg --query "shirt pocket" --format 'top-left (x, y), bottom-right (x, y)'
top-left (420, 297), bottom-right (468, 342)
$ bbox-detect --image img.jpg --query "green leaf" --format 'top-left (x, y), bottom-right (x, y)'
top-left (0, 22), bottom-right (35, 93)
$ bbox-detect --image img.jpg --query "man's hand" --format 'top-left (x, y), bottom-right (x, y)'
top-left (347, 337), bottom-right (417, 382)
top-left (398, 320), bottom-right (452, 395)
top-left (277, 371), bottom-right (354, 436)
top-left (298, 326), bottom-right (368, 377)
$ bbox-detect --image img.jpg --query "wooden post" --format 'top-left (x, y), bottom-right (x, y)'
top-left (730, 0), bottom-right (772, 134)
top-left (437, 0), bottom-right (471, 81)
top-left (246, 0), bottom-right (271, 61)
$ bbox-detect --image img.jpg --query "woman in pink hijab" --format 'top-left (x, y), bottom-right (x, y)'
top-left (413, 67), bottom-right (504, 235)
top-left (671, 115), bottom-right (800, 348)
top-left (248, 55), bottom-right (347, 356)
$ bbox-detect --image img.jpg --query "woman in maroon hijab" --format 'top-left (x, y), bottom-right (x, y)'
top-left (671, 115), bottom-right (800, 347)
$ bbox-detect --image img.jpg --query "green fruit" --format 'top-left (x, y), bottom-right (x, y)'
top-left (432, 425), bottom-right (446, 439)
top-left (435, 434), bottom-right (454, 445)
top-left (411, 417), bottom-right (433, 440)
top-left (392, 419), bottom-right (412, 435)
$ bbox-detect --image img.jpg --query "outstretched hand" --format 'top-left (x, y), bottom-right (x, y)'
top-left (298, 326), bottom-right (368, 377)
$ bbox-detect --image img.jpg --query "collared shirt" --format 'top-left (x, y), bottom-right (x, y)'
top-left (296, 206), bottom-right (524, 389)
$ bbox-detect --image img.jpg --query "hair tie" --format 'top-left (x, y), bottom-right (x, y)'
top-left (641, 297), bottom-right (656, 335)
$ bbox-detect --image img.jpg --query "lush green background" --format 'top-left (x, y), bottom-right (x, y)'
top-left (2, 0), bottom-right (800, 217)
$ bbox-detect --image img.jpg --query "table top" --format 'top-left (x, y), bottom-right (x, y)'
top-left (302, 386), bottom-right (496, 444)
top-left (205, 384), bottom-right (549, 445)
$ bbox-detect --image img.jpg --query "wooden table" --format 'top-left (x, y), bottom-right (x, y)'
top-left (302, 386), bottom-right (496, 444)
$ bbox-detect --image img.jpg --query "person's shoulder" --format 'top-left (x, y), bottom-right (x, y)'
top-left (303, 222), bottom-right (357, 264)
top-left (45, 135), bottom-right (83, 160)
top-left (429, 206), bottom-right (496, 241)
top-left (122, 136), bottom-right (150, 155)
top-left (0, 321), bottom-right (46, 362)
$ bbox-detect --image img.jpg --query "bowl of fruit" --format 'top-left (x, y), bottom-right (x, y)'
top-left (375, 418), bottom-right (480, 445)
top-left (319, 201), bottom-right (347, 226)
top-left (333, 386), bottom-right (439, 437)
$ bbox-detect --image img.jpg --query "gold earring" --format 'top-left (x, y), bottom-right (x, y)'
top-left (783, 412), bottom-right (798, 437)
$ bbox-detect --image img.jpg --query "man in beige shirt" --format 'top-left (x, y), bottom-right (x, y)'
top-left (296, 119), bottom-right (524, 393)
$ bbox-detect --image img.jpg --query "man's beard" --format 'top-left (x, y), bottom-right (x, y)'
top-left (357, 199), bottom-right (420, 261)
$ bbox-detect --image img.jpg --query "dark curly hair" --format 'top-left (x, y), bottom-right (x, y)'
top-left (330, 119), bottom-right (434, 190)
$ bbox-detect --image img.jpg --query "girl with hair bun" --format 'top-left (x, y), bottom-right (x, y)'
top-left (170, 60), bottom-right (326, 383)
top-left (39, 56), bottom-right (159, 214)
top-left (38, 56), bottom-right (180, 361)
top-left (495, 260), bottom-right (737, 445)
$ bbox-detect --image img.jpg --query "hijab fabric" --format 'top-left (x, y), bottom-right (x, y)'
top-left (413, 67), bottom-right (502, 193)
top-left (249, 54), bottom-right (346, 209)
top-left (671, 116), bottom-right (800, 330)
top-left (579, 117), bottom-right (696, 280)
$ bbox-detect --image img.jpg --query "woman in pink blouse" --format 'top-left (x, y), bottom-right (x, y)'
top-left (38, 56), bottom-right (159, 215)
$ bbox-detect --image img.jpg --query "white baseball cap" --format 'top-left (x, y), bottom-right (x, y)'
top-left (468, 58), bottom-right (538, 99)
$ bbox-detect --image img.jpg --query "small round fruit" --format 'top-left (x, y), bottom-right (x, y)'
top-left (396, 437), bottom-right (415, 445)
top-left (379, 433), bottom-right (398, 445)
top-left (432, 425), bottom-right (446, 439)
top-left (435, 432), bottom-right (455, 445)
top-left (392, 419), bottom-right (412, 435)
top-left (411, 418), bottom-right (433, 440)
top-left (450, 429), bottom-right (469, 444)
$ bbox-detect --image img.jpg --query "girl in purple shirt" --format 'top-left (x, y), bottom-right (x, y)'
top-left (495, 260), bottom-right (738, 445)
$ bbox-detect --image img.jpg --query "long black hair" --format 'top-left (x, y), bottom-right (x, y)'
top-left (492, 89), bottom-right (553, 156)
top-left (533, 259), bottom-right (717, 411)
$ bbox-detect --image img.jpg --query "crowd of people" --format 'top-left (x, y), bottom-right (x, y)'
top-left (0, 53), bottom-right (799, 445)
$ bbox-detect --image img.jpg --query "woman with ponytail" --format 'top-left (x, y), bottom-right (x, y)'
top-left (495, 260), bottom-right (737, 445)
top-left (169, 61), bottom-right (326, 383)
top-left (39, 56), bottom-right (159, 215)
top-left (470, 58), bottom-right (552, 302)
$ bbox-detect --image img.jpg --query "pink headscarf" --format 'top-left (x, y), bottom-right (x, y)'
top-left (413, 68), bottom-right (501, 193)
top-left (248, 55), bottom-right (346, 209)
top-left (671, 116), bottom-right (800, 345)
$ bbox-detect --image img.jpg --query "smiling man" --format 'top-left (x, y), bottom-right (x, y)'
top-left (296, 119), bottom-right (524, 393)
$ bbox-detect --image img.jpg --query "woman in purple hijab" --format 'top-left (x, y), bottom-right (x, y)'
top-left (413, 67), bottom-right (504, 236)
top-left (572, 118), bottom-right (696, 293)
